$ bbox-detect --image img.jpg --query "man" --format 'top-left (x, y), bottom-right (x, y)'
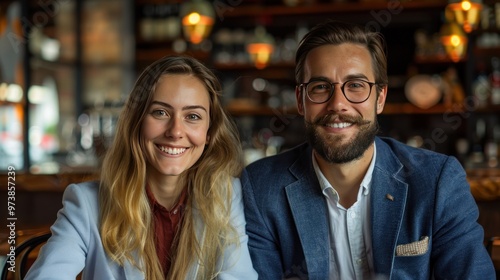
top-left (241, 20), bottom-right (495, 280)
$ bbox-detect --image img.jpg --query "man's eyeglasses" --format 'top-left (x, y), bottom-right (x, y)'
top-left (298, 79), bottom-right (378, 104)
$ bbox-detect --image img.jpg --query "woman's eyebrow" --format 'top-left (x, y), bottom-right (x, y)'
top-left (151, 100), bottom-right (172, 108)
top-left (151, 101), bottom-right (207, 112)
top-left (182, 105), bottom-right (207, 112)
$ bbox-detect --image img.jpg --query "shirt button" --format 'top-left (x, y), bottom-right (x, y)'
top-left (357, 259), bottom-right (363, 265)
top-left (173, 209), bottom-right (178, 214)
top-left (350, 212), bottom-right (357, 219)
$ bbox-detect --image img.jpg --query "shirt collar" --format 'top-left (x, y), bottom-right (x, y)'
top-left (313, 141), bottom-right (377, 198)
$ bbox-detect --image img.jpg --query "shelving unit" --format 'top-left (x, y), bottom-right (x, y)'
top-left (131, 0), bottom-right (500, 165)
top-left (0, 0), bottom-right (498, 245)
top-left (0, 0), bottom-right (135, 173)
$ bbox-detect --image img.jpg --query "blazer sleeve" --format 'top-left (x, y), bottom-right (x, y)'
top-left (24, 183), bottom-right (93, 280)
top-left (431, 156), bottom-right (496, 279)
top-left (217, 177), bottom-right (258, 280)
top-left (241, 169), bottom-right (284, 280)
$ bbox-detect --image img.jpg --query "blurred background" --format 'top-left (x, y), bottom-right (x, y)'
top-left (0, 0), bottom-right (499, 275)
top-left (1, 0), bottom-right (499, 173)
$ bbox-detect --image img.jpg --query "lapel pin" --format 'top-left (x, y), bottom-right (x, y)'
top-left (386, 194), bottom-right (394, 201)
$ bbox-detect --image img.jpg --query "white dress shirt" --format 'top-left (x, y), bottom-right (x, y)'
top-left (312, 143), bottom-right (376, 280)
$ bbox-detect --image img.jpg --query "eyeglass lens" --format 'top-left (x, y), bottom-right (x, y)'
top-left (306, 80), bottom-right (371, 103)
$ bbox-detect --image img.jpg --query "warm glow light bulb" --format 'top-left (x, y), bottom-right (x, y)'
top-left (451, 35), bottom-right (462, 47)
top-left (187, 12), bottom-right (201, 25)
top-left (461, 0), bottom-right (471, 11)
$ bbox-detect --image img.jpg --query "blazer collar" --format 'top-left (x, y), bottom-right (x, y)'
top-left (370, 137), bottom-right (408, 277)
top-left (285, 145), bottom-right (330, 279)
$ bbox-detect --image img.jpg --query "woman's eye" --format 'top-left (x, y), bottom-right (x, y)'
top-left (151, 109), bottom-right (168, 117)
top-left (187, 114), bottom-right (201, 120)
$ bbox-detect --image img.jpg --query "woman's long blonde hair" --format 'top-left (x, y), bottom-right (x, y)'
top-left (99, 56), bottom-right (243, 279)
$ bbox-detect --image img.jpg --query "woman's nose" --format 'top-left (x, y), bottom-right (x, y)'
top-left (165, 117), bottom-right (183, 139)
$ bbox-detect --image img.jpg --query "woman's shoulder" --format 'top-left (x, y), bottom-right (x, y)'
top-left (228, 177), bottom-right (244, 204)
top-left (65, 180), bottom-right (100, 195)
top-left (230, 176), bottom-right (242, 191)
top-left (62, 180), bottom-right (100, 210)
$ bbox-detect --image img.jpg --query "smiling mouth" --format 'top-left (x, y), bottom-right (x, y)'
top-left (157, 145), bottom-right (187, 155)
top-left (326, 122), bottom-right (353, 129)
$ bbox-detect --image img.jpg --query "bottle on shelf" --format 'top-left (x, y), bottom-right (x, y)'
top-left (472, 62), bottom-right (491, 108)
top-left (485, 120), bottom-right (499, 168)
top-left (468, 118), bottom-right (487, 168)
top-left (490, 57), bottom-right (500, 105)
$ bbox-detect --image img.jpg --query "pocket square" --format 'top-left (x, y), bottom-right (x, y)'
top-left (396, 236), bottom-right (429, 256)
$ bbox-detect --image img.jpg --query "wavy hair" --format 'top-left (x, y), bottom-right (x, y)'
top-left (99, 55), bottom-right (243, 279)
top-left (295, 20), bottom-right (388, 94)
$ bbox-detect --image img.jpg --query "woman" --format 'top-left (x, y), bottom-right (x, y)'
top-left (25, 56), bottom-right (258, 279)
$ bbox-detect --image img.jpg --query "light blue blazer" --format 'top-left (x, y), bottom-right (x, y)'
top-left (242, 137), bottom-right (496, 280)
top-left (25, 179), bottom-right (257, 280)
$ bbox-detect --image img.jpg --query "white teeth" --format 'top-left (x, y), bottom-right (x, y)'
top-left (327, 122), bottom-right (352, 128)
top-left (159, 146), bottom-right (186, 155)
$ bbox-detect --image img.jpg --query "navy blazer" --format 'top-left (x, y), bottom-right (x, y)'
top-left (242, 137), bottom-right (495, 279)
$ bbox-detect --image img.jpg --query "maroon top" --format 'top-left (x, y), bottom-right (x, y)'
top-left (147, 186), bottom-right (187, 277)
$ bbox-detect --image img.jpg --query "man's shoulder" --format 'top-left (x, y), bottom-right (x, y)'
top-left (378, 137), bottom-right (449, 162)
top-left (376, 137), bottom-right (460, 179)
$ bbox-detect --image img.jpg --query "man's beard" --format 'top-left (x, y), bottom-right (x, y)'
top-left (305, 113), bottom-right (379, 164)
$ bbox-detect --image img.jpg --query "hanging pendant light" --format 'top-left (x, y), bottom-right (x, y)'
top-left (180, 0), bottom-right (215, 44)
top-left (445, 0), bottom-right (483, 33)
top-left (440, 21), bottom-right (468, 62)
top-left (246, 26), bottom-right (275, 69)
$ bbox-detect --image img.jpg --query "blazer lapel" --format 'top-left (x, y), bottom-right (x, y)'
top-left (122, 254), bottom-right (146, 280)
top-left (185, 207), bottom-right (205, 279)
top-left (371, 138), bottom-right (409, 277)
top-left (285, 147), bottom-right (329, 279)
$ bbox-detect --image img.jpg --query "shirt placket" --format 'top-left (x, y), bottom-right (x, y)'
top-left (347, 204), bottom-right (368, 280)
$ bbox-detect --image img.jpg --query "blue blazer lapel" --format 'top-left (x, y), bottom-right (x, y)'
top-left (123, 254), bottom-right (145, 279)
top-left (371, 138), bottom-right (409, 277)
top-left (285, 148), bottom-right (329, 279)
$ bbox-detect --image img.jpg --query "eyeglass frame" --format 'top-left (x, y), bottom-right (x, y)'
top-left (298, 78), bottom-right (379, 104)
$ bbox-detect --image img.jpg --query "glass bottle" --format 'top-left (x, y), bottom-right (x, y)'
top-left (490, 57), bottom-right (500, 105)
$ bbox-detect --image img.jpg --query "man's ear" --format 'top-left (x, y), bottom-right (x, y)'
top-left (376, 85), bottom-right (388, 114)
top-left (296, 86), bottom-right (305, 115)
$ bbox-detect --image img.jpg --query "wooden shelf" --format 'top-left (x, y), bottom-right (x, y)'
top-left (473, 104), bottom-right (500, 113)
top-left (30, 56), bottom-right (129, 69)
top-left (135, 49), bottom-right (210, 63)
top-left (474, 46), bottom-right (500, 57)
top-left (214, 62), bottom-right (295, 80)
top-left (225, 100), bottom-right (467, 116)
top-left (226, 100), bottom-right (297, 116)
top-left (214, 61), bottom-right (294, 71)
top-left (382, 103), bottom-right (464, 114)
top-left (222, 0), bottom-right (448, 18)
top-left (135, 0), bottom-right (182, 4)
top-left (414, 54), bottom-right (467, 64)
top-left (0, 172), bottom-right (98, 192)
top-left (0, 100), bottom-right (24, 106)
